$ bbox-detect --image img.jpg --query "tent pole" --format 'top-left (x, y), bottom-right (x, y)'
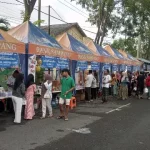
top-left (48, 5), bottom-right (51, 35)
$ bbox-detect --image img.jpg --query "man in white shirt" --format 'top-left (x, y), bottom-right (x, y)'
top-left (102, 69), bottom-right (111, 103)
top-left (7, 70), bottom-right (19, 112)
top-left (85, 70), bottom-right (93, 102)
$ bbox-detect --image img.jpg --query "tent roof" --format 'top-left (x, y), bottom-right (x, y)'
top-left (8, 21), bottom-right (62, 49)
top-left (104, 45), bottom-right (126, 59)
top-left (94, 43), bottom-right (112, 57)
top-left (67, 34), bottom-right (92, 54)
top-left (57, 33), bottom-right (93, 54)
top-left (119, 49), bottom-right (136, 60)
top-left (111, 47), bottom-right (126, 59)
top-left (138, 58), bottom-right (150, 64)
top-left (0, 29), bottom-right (23, 43)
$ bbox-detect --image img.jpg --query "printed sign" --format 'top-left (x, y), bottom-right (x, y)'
top-left (56, 58), bottom-right (69, 69)
top-left (77, 61), bottom-right (88, 70)
top-left (112, 64), bottom-right (119, 72)
top-left (41, 56), bottom-right (56, 68)
top-left (0, 53), bottom-right (19, 68)
top-left (91, 62), bottom-right (100, 70)
top-left (102, 63), bottom-right (111, 71)
top-left (127, 65), bottom-right (132, 71)
top-left (120, 64), bottom-right (126, 71)
top-left (28, 55), bottom-right (36, 77)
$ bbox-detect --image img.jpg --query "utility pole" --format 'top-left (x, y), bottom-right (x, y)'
top-left (48, 5), bottom-right (51, 35)
top-left (137, 35), bottom-right (141, 58)
top-left (38, 0), bottom-right (41, 27)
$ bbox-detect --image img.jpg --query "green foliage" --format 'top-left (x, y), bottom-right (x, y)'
top-left (35, 67), bottom-right (45, 85)
top-left (111, 38), bottom-right (137, 57)
top-left (23, 0), bottom-right (37, 22)
top-left (71, 0), bottom-right (120, 45)
top-left (0, 18), bottom-right (10, 31)
top-left (33, 20), bottom-right (45, 26)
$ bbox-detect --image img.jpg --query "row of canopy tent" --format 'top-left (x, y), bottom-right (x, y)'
top-left (0, 21), bottom-right (141, 78)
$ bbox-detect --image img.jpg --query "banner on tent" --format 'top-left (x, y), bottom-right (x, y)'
top-left (102, 63), bottom-right (111, 71)
top-left (29, 44), bottom-right (77, 60)
top-left (77, 61), bottom-right (88, 70)
top-left (56, 58), bottom-right (69, 69)
top-left (147, 65), bottom-right (150, 70)
top-left (91, 62), bottom-right (100, 70)
top-left (112, 64), bottom-right (119, 72)
top-left (120, 64), bottom-right (126, 71)
top-left (41, 56), bottom-right (56, 68)
top-left (28, 55), bottom-right (36, 78)
top-left (127, 65), bottom-right (132, 71)
top-left (0, 53), bottom-right (19, 68)
top-left (0, 41), bottom-right (25, 54)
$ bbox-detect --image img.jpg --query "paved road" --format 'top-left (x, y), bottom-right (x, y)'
top-left (0, 97), bottom-right (150, 150)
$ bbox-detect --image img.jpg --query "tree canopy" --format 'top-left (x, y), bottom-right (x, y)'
top-left (72, 0), bottom-right (150, 59)
top-left (0, 18), bottom-right (10, 31)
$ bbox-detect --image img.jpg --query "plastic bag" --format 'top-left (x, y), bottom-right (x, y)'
top-left (144, 87), bottom-right (148, 93)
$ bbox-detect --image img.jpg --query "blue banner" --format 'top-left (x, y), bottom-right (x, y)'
top-left (120, 64), bottom-right (126, 71)
top-left (147, 65), bottom-right (150, 70)
top-left (127, 65), bottom-right (132, 71)
top-left (102, 63), bottom-right (111, 71)
top-left (56, 58), bottom-right (69, 69)
top-left (0, 53), bottom-right (19, 68)
top-left (91, 62), bottom-right (100, 70)
top-left (77, 61), bottom-right (88, 70)
top-left (41, 56), bottom-right (56, 68)
top-left (112, 64), bottom-right (119, 72)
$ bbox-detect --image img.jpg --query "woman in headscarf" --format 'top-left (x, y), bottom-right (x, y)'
top-left (120, 72), bottom-right (128, 100)
top-left (40, 74), bottom-right (53, 119)
top-left (12, 73), bottom-right (25, 124)
top-left (24, 74), bottom-right (36, 120)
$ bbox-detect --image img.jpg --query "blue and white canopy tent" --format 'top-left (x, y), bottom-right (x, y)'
top-left (8, 21), bottom-right (72, 81)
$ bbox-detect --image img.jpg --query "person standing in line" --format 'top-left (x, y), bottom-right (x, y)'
top-left (91, 72), bottom-right (97, 101)
top-left (24, 74), bottom-right (36, 120)
top-left (84, 70), bottom-right (93, 102)
top-left (12, 73), bottom-right (25, 124)
top-left (146, 74), bottom-right (150, 99)
top-left (58, 69), bottom-right (75, 121)
top-left (40, 74), bottom-right (53, 119)
top-left (120, 72), bottom-right (128, 100)
top-left (127, 71), bottom-right (132, 97)
top-left (111, 73), bottom-right (117, 96)
top-left (102, 69), bottom-right (111, 103)
top-left (137, 71), bottom-right (145, 99)
top-left (7, 70), bottom-right (19, 113)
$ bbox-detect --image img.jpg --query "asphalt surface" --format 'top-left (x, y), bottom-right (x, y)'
top-left (1, 97), bottom-right (150, 150)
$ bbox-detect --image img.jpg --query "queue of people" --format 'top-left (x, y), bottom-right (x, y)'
top-left (84, 69), bottom-right (150, 103)
top-left (2, 68), bottom-right (150, 124)
top-left (6, 69), bottom-right (75, 124)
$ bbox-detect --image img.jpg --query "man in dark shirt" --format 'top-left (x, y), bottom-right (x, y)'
top-left (137, 72), bottom-right (145, 99)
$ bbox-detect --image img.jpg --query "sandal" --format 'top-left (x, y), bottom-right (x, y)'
top-left (47, 115), bottom-right (53, 118)
top-left (40, 117), bottom-right (45, 119)
top-left (57, 116), bottom-right (64, 119)
top-left (64, 118), bottom-right (69, 121)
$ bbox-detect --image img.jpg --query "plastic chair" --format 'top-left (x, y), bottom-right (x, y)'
top-left (70, 97), bottom-right (76, 109)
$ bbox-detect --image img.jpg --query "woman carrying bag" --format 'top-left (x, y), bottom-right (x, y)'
top-left (40, 74), bottom-right (53, 119)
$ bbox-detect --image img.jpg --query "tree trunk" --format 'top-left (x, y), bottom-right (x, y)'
top-left (23, 0), bottom-right (37, 22)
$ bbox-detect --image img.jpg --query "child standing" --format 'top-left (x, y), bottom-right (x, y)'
top-left (40, 74), bottom-right (53, 119)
